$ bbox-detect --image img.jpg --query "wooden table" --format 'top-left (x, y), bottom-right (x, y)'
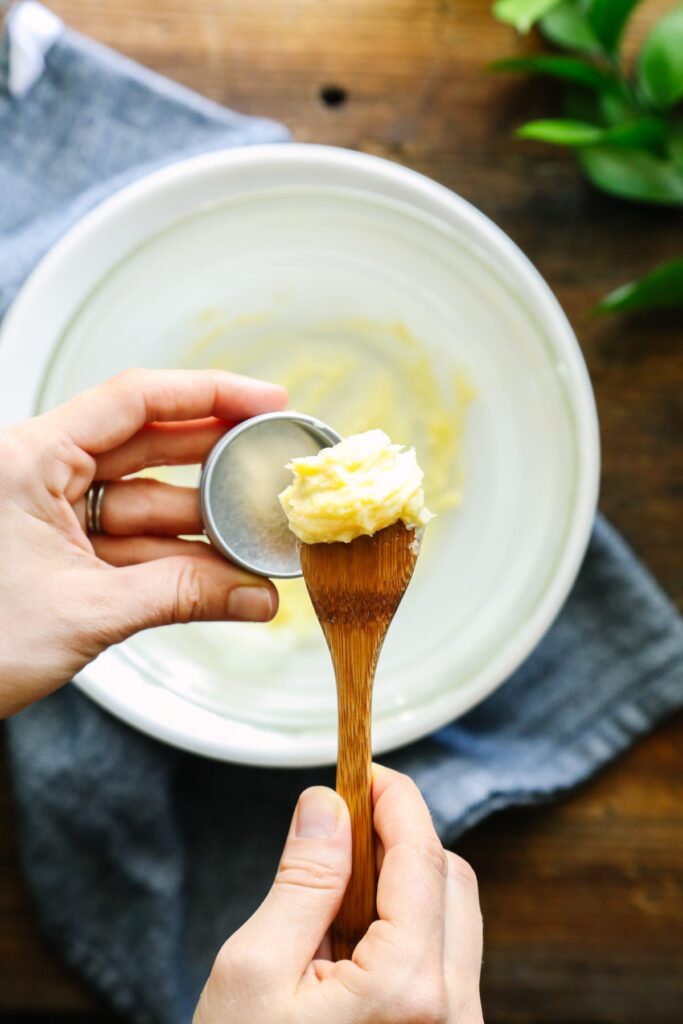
top-left (1, 1), bottom-right (681, 1020)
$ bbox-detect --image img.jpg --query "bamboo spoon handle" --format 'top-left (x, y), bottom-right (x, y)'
top-left (299, 524), bottom-right (420, 962)
top-left (333, 653), bottom-right (377, 961)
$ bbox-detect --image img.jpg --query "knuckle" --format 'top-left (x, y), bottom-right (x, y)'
top-left (275, 851), bottom-right (348, 894)
top-left (389, 975), bottom-right (449, 1024)
top-left (110, 367), bottom-right (143, 390)
top-left (47, 434), bottom-right (95, 492)
top-left (104, 370), bottom-right (146, 420)
top-left (212, 936), bottom-right (263, 986)
top-left (414, 836), bottom-right (449, 881)
top-left (390, 771), bottom-right (423, 804)
top-left (0, 429), bottom-right (27, 489)
top-left (135, 477), bottom-right (160, 515)
top-left (174, 561), bottom-right (205, 622)
top-left (446, 851), bottom-right (479, 891)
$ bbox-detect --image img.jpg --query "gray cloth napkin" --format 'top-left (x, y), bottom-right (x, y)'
top-left (2, 10), bottom-right (683, 1024)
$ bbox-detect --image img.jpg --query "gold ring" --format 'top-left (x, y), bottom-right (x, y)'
top-left (85, 481), bottom-right (107, 535)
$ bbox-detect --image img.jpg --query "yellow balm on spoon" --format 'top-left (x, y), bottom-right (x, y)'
top-left (278, 428), bottom-right (433, 544)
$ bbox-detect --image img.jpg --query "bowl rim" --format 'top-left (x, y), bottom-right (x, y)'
top-left (0, 143), bottom-right (600, 765)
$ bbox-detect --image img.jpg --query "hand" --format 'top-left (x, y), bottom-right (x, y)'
top-left (0, 368), bottom-right (287, 716)
top-left (194, 766), bottom-right (484, 1024)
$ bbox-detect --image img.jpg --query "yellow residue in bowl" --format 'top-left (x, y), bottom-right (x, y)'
top-left (176, 314), bottom-right (474, 637)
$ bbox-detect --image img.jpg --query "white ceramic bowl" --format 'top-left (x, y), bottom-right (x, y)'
top-left (0, 144), bottom-right (599, 765)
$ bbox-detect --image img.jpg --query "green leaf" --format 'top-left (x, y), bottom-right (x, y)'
top-left (517, 118), bottom-right (605, 144)
top-left (578, 144), bottom-right (683, 204)
top-left (668, 122), bottom-right (683, 169)
top-left (598, 87), bottom-right (637, 126)
top-left (493, 0), bottom-right (563, 32)
top-left (638, 6), bottom-right (683, 109)
top-left (564, 83), bottom-right (602, 123)
top-left (587, 0), bottom-right (641, 53)
top-left (490, 55), bottom-right (615, 90)
top-left (517, 116), bottom-right (666, 148)
top-left (595, 258), bottom-right (683, 313)
top-left (540, 1), bottom-right (602, 53)
top-left (601, 116), bottom-right (667, 149)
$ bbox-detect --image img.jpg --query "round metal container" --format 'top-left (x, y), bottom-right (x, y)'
top-left (199, 411), bottom-right (342, 578)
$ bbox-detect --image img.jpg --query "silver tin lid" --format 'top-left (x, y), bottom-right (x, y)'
top-left (199, 411), bottom-right (342, 579)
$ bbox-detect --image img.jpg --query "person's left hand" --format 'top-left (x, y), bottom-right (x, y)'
top-left (0, 368), bottom-right (287, 717)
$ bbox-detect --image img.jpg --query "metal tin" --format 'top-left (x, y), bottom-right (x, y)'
top-left (199, 411), bottom-right (342, 579)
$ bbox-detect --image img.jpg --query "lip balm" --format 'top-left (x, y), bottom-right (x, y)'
top-left (199, 412), bottom-right (342, 579)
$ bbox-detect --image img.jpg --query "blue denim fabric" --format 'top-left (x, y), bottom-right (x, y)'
top-left (2, 16), bottom-right (682, 1024)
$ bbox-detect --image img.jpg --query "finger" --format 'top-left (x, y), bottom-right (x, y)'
top-left (353, 766), bottom-right (447, 970)
top-left (227, 788), bottom-right (351, 987)
top-left (92, 550), bottom-right (278, 637)
top-left (95, 417), bottom-right (229, 479)
top-left (444, 852), bottom-right (484, 1018)
top-left (92, 538), bottom-right (278, 623)
top-left (79, 479), bottom-right (202, 537)
top-left (92, 535), bottom-right (216, 566)
top-left (50, 368), bottom-right (287, 453)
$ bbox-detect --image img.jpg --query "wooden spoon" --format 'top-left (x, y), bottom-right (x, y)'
top-left (300, 521), bottom-right (420, 960)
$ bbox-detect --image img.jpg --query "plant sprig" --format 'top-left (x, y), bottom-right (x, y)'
top-left (491, 0), bottom-right (683, 314)
top-left (595, 257), bottom-right (683, 313)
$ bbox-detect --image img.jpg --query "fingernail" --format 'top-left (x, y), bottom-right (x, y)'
top-left (295, 788), bottom-right (339, 838)
top-left (226, 586), bottom-right (274, 621)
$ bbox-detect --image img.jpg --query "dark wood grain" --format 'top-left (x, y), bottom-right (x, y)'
top-left (1, 0), bottom-right (681, 1020)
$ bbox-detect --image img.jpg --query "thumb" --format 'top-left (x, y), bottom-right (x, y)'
top-left (232, 787), bottom-right (351, 984)
top-left (93, 551), bottom-right (278, 642)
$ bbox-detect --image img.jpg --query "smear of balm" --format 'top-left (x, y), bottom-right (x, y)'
top-left (172, 314), bottom-right (475, 638)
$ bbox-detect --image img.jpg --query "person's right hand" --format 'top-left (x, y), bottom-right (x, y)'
top-left (194, 765), bottom-right (484, 1023)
